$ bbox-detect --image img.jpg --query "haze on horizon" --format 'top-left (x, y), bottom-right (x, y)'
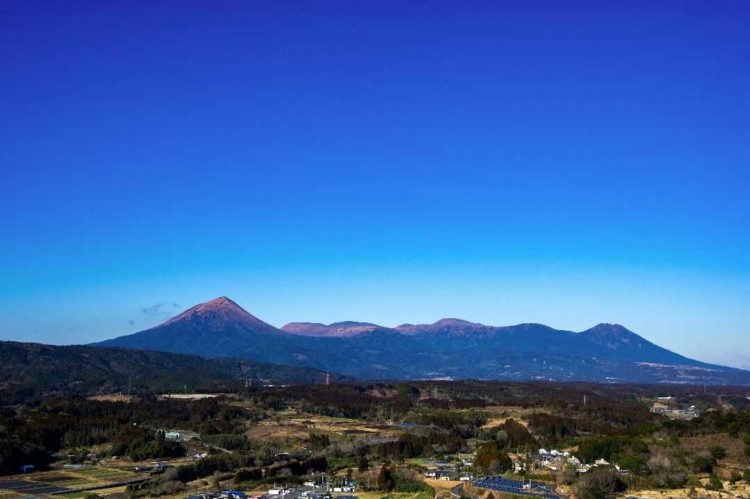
top-left (1, 1), bottom-right (748, 370)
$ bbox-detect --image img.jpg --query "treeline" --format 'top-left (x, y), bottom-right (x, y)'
top-left (130, 454), bottom-right (329, 496)
top-left (0, 397), bottom-right (252, 475)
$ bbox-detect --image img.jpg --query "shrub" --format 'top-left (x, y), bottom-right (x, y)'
top-left (692, 453), bottom-right (715, 474)
top-left (708, 445), bottom-right (726, 460)
top-left (377, 466), bottom-right (394, 491)
top-left (308, 432), bottom-right (330, 450)
top-left (234, 467), bottom-right (262, 484)
top-left (392, 471), bottom-right (432, 493)
top-left (707, 473), bottom-right (723, 491)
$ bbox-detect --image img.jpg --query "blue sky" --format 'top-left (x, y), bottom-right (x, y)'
top-left (1, 1), bottom-right (749, 368)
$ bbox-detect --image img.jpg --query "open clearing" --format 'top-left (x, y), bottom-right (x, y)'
top-left (246, 409), bottom-right (403, 444)
top-left (159, 393), bottom-right (229, 400)
top-left (86, 394), bottom-right (135, 403)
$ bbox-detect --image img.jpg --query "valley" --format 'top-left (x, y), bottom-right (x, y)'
top-left (2, 381), bottom-right (750, 498)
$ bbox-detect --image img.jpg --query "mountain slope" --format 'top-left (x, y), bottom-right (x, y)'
top-left (0, 340), bottom-right (344, 404)
top-left (281, 321), bottom-right (382, 337)
top-left (95, 297), bottom-right (750, 385)
top-left (98, 296), bottom-right (295, 358)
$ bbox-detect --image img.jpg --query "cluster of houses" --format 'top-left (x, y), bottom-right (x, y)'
top-left (165, 429), bottom-right (200, 442)
top-left (532, 448), bottom-right (618, 474)
top-left (263, 486), bottom-right (356, 499)
top-left (187, 491), bottom-right (249, 499)
top-left (188, 487), bottom-right (358, 499)
top-left (650, 398), bottom-right (700, 420)
top-left (424, 468), bottom-right (474, 481)
top-left (135, 462), bottom-right (170, 473)
top-left (423, 458), bottom-right (474, 482)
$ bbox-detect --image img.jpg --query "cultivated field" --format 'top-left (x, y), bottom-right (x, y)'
top-left (0, 465), bottom-right (145, 498)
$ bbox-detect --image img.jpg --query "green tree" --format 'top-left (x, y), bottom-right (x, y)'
top-left (707, 473), bottom-right (723, 491)
top-left (692, 454), bottom-right (715, 474)
top-left (377, 466), bottom-right (394, 491)
top-left (474, 441), bottom-right (513, 474)
top-left (708, 445), bottom-right (726, 460)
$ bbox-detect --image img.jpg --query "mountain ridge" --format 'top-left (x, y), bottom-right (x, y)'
top-left (0, 339), bottom-right (349, 404)
top-left (281, 321), bottom-right (382, 337)
top-left (95, 296), bottom-right (750, 385)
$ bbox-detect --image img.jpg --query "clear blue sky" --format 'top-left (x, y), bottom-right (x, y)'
top-left (1, 1), bottom-right (749, 368)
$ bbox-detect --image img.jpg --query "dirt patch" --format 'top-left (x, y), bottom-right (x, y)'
top-left (87, 394), bottom-right (135, 403)
top-left (246, 422), bottom-right (308, 441)
top-left (482, 417), bottom-right (530, 430)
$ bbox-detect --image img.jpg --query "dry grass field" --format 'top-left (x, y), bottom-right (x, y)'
top-left (245, 409), bottom-right (403, 444)
top-left (86, 394), bottom-right (135, 403)
top-left (0, 465), bottom-right (145, 498)
top-left (425, 477), bottom-right (462, 499)
top-left (477, 405), bottom-right (550, 430)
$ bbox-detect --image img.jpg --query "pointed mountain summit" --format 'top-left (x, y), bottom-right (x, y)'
top-left (97, 296), bottom-right (290, 357)
top-left (161, 296), bottom-right (280, 335)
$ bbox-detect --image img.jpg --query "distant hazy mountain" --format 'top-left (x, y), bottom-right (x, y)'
top-left (0, 339), bottom-right (344, 404)
top-left (96, 297), bottom-right (750, 385)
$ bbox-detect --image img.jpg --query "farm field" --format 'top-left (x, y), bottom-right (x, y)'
top-left (0, 465), bottom-right (145, 498)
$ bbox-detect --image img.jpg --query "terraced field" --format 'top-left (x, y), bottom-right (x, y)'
top-left (0, 466), bottom-right (145, 498)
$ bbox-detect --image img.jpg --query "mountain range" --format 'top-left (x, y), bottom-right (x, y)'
top-left (95, 296), bottom-right (750, 385)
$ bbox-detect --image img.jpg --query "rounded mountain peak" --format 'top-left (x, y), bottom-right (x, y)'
top-left (433, 318), bottom-right (479, 327)
top-left (586, 323), bottom-right (632, 335)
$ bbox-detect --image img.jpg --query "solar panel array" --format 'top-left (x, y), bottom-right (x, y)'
top-left (473, 477), bottom-right (561, 499)
top-left (0, 479), bottom-right (71, 495)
